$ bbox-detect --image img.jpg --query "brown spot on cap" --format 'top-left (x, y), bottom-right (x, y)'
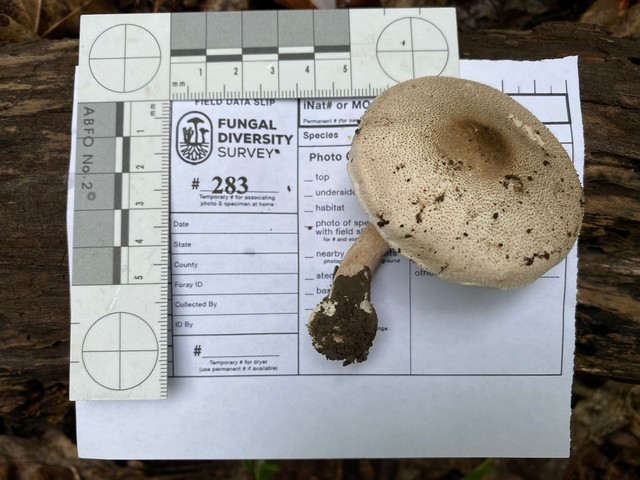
top-left (376, 214), bottom-right (389, 228)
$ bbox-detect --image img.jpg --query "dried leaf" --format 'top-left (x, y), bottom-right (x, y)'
top-left (39, 0), bottom-right (115, 38)
top-left (198, 0), bottom-right (249, 11)
top-left (0, 13), bottom-right (40, 42)
top-left (581, 0), bottom-right (640, 37)
top-left (0, 0), bottom-right (40, 32)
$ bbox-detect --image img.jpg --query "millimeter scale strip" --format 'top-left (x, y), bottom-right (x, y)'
top-left (69, 8), bottom-right (458, 400)
top-left (70, 100), bottom-right (170, 400)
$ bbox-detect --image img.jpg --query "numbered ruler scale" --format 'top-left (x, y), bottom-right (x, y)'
top-left (169, 9), bottom-right (457, 99)
top-left (70, 8), bottom-right (458, 400)
top-left (70, 100), bottom-right (170, 400)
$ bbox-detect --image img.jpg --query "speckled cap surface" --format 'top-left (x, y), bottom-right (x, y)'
top-left (349, 76), bottom-right (583, 289)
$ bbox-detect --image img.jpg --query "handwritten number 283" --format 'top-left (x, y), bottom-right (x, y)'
top-left (212, 176), bottom-right (248, 194)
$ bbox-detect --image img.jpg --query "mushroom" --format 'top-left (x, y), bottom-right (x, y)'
top-left (307, 76), bottom-right (583, 366)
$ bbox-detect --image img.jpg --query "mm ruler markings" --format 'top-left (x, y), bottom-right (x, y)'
top-left (72, 9), bottom-right (457, 400)
top-left (168, 8), bottom-right (458, 100)
top-left (70, 99), bottom-right (171, 400)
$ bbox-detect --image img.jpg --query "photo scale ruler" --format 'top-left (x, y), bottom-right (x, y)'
top-left (168, 9), bottom-right (459, 99)
top-left (70, 100), bottom-right (170, 400)
top-left (70, 8), bottom-right (459, 400)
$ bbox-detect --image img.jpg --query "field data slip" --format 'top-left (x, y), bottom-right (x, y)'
top-left (75, 57), bottom-right (583, 459)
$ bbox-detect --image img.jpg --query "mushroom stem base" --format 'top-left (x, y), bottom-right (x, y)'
top-left (307, 268), bottom-right (378, 366)
top-left (307, 224), bottom-right (390, 365)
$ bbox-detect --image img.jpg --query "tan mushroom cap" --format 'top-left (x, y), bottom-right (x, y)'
top-left (349, 76), bottom-right (583, 289)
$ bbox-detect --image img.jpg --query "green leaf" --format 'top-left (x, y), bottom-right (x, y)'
top-left (462, 458), bottom-right (495, 480)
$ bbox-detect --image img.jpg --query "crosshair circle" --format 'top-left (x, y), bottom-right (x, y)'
top-left (89, 24), bottom-right (161, 93)
top-left (376, 18), bottom-right (449, 83)
top-left (82, 312), bottom-right (158, 391)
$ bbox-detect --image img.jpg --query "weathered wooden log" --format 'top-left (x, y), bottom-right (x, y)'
top-left (0, 21), bottom-right (638, 476)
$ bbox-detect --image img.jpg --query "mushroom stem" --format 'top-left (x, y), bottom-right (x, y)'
top-left (307, 224), bottom-right (390, 365)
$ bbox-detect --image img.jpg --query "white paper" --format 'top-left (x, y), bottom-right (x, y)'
top-left (75, 57), bottom-right (583, 459)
